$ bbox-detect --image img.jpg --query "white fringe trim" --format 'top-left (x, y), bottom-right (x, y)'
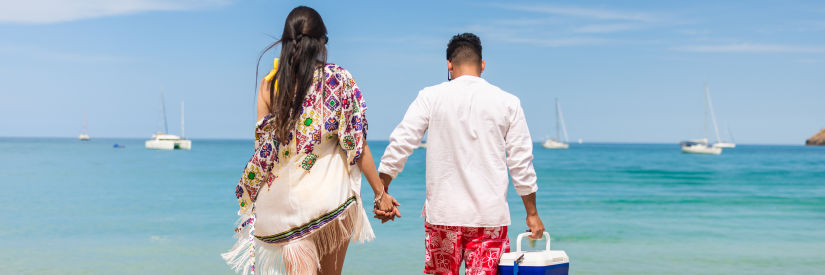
top-left (221, 212), bottom-right (258, 275)
top-left (350, 195), bottom-right (376, 244)
top-left (222, 201), bottom-right (375, 275)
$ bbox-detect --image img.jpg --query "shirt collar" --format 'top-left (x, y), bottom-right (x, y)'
top-left (452, 75), bottom-right (484, 82)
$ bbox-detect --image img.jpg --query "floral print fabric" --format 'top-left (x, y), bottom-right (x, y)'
top-left (234, 63), bottom-right (368, 213)
top-left (424, 221), bottom-right (510, 275)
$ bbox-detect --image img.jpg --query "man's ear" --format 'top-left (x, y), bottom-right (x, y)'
top-left (480, 60), bottom-right (486, 74)
top-left (447, 60), bottom-right (454, 80)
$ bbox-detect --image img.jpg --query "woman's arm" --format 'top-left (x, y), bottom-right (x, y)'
top-left (356, 140), bottom-right (401, 221)
top-left (257, 79), bottom-right (271, 121)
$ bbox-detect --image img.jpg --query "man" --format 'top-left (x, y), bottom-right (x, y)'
top-left (377, 33), bottom-right (545, 275)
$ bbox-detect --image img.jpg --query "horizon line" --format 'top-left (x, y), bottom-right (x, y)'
top-left (0, 136), bottom-right (811, 146)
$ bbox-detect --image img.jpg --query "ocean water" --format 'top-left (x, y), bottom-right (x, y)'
top-left (1, 138), bottom-right (824, 274)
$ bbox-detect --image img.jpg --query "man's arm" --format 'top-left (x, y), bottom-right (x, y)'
top-left (377, 91), bottom-right (430, 188)
top-left (505, 100), bottom-right (545, 239)
top-left (521, 192), bottom-right (545, 240)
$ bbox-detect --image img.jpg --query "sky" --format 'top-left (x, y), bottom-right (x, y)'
top-left (1, 0), bottom-right (824, 144)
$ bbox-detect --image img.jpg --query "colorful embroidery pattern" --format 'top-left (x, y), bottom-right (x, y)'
top-left (233, 63), bottom-right (368, 211)
top-left (325, 117), bottom-right (339, 132)
top-left (256, 196), bottom-right (357, 244)
top-left (259, 143), bottom-right (272, 158)
top-left (342, 135), bottom-right (355, 150)
top-left (325, 95), bottom-right (340, 110)
top-left (239, 163), bottom-right (264, 201)
top-left (235, 185), bottom-right (244, 199)
top-left (301, 153), bottom-right (318, 171)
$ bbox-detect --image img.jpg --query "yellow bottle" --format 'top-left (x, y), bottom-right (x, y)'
top-left (264, 58), bottom-right (279, 84)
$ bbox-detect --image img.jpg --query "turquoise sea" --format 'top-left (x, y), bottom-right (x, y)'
top-left (1, 138), bottom-right (824, 274)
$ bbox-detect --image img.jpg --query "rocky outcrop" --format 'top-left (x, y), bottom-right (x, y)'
top-left (806, 128), bottom-right (825, 146)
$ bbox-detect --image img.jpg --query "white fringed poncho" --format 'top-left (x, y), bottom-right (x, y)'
top-left (222, 63), bottom-right (374, 275)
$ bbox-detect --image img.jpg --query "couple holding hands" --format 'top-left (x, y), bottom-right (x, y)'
top-left (223, 6), bottom-right (545, 275)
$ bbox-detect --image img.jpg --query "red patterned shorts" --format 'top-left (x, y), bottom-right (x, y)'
top-left (423, 221), bottom-right (510, 275)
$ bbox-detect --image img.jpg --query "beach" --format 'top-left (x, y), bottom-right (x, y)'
top-left (1, 138), bottom-right (824, 274)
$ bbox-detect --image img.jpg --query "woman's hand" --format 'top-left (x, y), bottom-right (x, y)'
top-left (355, 142), bottom-right (400, 223)
top-left (373, 192), bottom-right (401, 223)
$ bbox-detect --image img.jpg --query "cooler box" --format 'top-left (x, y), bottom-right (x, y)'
top-left (498, 232), bottom-right (569, 275)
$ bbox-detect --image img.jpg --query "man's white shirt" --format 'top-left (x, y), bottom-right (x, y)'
top-left (378, 75), bottom-right (538, 227)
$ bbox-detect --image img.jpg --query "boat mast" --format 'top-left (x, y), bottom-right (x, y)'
top-left (726, 122), bottom-right (735, 143)
top-left (181, 101), bottom-right (185, 138)
top-left (555, 98), bottom-right (560, 141)
top-left (705, 85), bottom-right (721, 143)
top-left (161, 93), bottom-right (169, 134)
top-left (82, 109), bottom-right (87, 135)
top-left (557, 99), bottom-right (569, 143)
top-left (703, 84), bottom-right (709, 142)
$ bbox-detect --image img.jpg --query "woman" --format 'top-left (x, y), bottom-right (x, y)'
top-left (222, 6), bottom-right (400, 275)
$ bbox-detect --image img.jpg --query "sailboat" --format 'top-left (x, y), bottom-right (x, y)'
top-left (714, 122), bottom-right (736, 148)
top-left (681, 85), bottom-right (722, 155)
top-left (145, 96), bottom-right (191, 150)
top-left (78, 110), bottom-right (90, 141)
top-left (542, 98), bottom-right (569, 149)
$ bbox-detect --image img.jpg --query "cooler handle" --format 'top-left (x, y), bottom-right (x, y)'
top-left (516, 232), bottom-right (551, 252)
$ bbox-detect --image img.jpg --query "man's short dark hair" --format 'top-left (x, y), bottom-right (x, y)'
top-left (446, 33), bottom-right (482, 66)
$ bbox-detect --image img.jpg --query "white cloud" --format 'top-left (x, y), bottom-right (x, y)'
top-left (572, 23), bottom-right (640, 33)
top-left (0, 44), bottom-right (132, 63)
top-left (488, 18), bottom-right (558, 27)
top-left (673, 43), bottom-right (825, 53)
top-left (796, 58), bottom-right (824, 63)
top-left (676, 29), bottom-right (710, 36)
top-left (799, 21), bottom-right (825, 32)
top-left (491, 3), bottom-right (658, 22)
top-left (468, 3), bottom-right (664, 47)
top-left (0, 0), bottom-right (230, 24)
top-left (504, 37), bottom-right (609, 47)
top-left (463, 24), bottom-right (608, 47)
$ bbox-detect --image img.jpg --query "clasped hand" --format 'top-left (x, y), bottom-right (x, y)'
top-left (373, 193), bottom-right (401, 223)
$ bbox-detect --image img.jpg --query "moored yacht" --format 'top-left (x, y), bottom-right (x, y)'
top-left (146, 132), bottom-right (191, 150)
top-left (146, 97), bottom-right (191, 150)
top-left (542, 139), bottom-right (569, 149)
top-left (542, 98), bottom-right (570, 149)
top-left (78, 110), bottom-right (90, 141)
top-left (681, 139), bottom-right (721, 154)
top-left (682, 85), bottom-right (724, 155)
top-left (713, 123), bottom-right (736, 148)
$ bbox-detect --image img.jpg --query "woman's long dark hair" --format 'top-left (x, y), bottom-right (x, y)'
top-left (256, 6), bottom-right (328, 143)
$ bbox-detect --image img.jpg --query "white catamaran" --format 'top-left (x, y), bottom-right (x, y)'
top-left (542, 98), bottom-right (569, 149)
top-left (681, 85), bottom-right (722, 155)
top-left (146, 96), bottom-right (191, 150)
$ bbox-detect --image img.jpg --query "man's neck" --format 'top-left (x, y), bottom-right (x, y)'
top-left (452, 72), bottom-right (480, 79)
top-left (451, 67), bottom-right (481, 80)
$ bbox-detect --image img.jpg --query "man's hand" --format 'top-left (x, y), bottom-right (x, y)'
top-left (526, 214), bottom-right (545, 240)
top-left (520, 192), bottom-right (544, 239)
top-left (373, 173), bottom-right (399, 223)
top-left (373, 193), bottom-right (401, 223)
